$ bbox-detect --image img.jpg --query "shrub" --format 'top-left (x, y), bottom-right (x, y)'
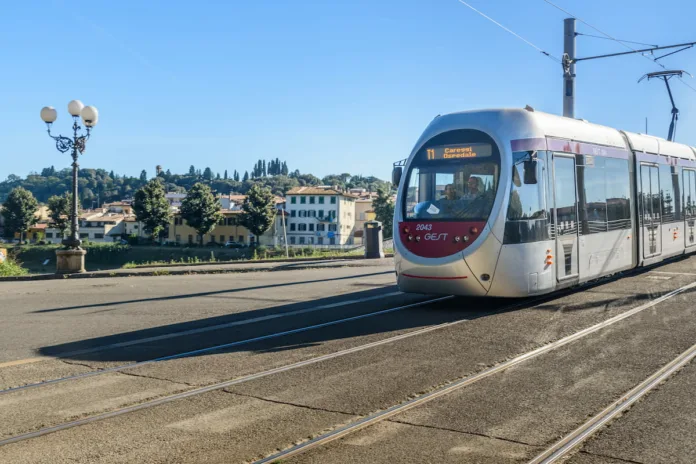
top-left (0, 258), bottom-right (28, 277)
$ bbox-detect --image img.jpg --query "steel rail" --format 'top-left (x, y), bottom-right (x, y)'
top-left (0, 295), bottom-right (447, 396)
top-left (252, 280), bottom-right (696, 463)
top-left (0, 292), bottom-right (562, 447)
top-left (528, 341), bottom-right (696, 464)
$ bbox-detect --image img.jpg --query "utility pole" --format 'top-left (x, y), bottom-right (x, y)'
top-left (563, 18), bottom-right (576, 118)
top-left (560, 18), bottom-right (695, 121)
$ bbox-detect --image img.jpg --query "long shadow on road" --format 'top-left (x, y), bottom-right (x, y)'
top-left (32, 270), bottom-right (394, 314)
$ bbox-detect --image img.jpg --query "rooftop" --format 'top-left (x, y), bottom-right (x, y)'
top-left (286, 186), bottom-right (358, 198)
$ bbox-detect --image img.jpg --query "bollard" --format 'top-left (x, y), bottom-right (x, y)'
top-left (364, 221), bottom-right (385, 259)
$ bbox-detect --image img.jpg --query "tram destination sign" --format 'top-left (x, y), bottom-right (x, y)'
top-left (425, 143), bottom-right (492, 161)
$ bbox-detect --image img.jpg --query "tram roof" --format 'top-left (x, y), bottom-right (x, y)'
top-left (439, 108), bottom-right (696, 161)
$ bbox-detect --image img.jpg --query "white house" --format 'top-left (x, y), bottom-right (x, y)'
top-left (284, 186), bottom-right (357, 246)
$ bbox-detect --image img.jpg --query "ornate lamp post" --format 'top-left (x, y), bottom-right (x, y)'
top-left (40, 100), bottom-right (99, 273)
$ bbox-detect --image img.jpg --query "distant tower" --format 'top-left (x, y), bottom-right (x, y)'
top-left (156, 165), bottom-right (163, 176)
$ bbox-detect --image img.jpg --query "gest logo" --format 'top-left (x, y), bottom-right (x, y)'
top-left (424, 233), bottom-right (448, 241)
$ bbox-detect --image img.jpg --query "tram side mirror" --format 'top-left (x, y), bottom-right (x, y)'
top-left (523, 159), bottom-right (538, 184)
top-left (392, 166), bottom-right (403, 187)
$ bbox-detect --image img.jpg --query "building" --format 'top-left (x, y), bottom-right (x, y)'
top-left (45, 211), bottom-right (126, 244)
top-left (284, 186), bottom-right (357, 246)
top-left (103, 201), bottom-right (133, 215)
top-left (353, 197), bottom-right (377, 245)
top-left (167, 209), bottom-right (287, 247)
top-left (165, 193), bottom-right (186, 210)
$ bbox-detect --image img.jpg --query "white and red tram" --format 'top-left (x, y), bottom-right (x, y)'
top-left (392, 108), bottom-right (696, 297)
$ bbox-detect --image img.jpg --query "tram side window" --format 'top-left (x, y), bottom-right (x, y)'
top-left (684, 170), bottom-right (696, 218)
top-left (659, 164), bottom-right (680, 222)
top-left (503, 151), bottom-right (549, 244)
top-left (578, 156), bottom-right (607, 234)
top-left (605, 158), bottom-right (632, 230)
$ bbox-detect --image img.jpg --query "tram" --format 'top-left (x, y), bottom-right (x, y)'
top-left (392, 108), bottom-right (696, 297)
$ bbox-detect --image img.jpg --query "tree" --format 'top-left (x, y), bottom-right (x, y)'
top-left (281, 161), bottom-right (289, 176)
top-left (189, 165), bottom-right (196, 176)
top-left (239, 184), bottom-right (275, 243)
top-left (234, 170), bottom-right (240, 182)
top-left (224, 170), bottom-right (228, 180)
top-left (203, 167), bottom-right (213, 181)
top-left (243, 171), bottom-right (250, 182)
top-left (372, 188), bottom-right (395, 239)
top-left (262, 160), bottom-right (267, 177)
top-left (47, 193), bottom-right (73, 239)
top-left (133, 178), bottom-right (172, 242)
top-left (140, 170), bottom-right (148, 182)
top-left (1, 187), bottom-right (38, 242)
top-left (180, 183), bottom-right (222, 245)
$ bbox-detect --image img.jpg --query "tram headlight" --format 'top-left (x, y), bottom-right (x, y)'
top-left (415, 236), bottom-right (421, 242)
top-left (454, 236), bottom-right (461, 243)
top-left (463, 235), bottom-right (469, 242)
top-left (470, 227), bottom-right (479, 235)
top-left (407, 235), bottom-right (413, 241)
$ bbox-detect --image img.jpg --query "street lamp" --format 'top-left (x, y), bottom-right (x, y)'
top-left (40, 100), bottom-right (99, 273)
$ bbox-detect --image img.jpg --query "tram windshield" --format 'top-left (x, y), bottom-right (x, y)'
top-left (404, 154), bottom-right (500, 221)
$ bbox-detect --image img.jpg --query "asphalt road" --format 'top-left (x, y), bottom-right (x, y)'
top-left (1, 257), bottom-right (696, 463)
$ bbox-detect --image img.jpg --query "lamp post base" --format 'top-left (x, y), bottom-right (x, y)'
top-left (55, 249), bottom-right (87, 274)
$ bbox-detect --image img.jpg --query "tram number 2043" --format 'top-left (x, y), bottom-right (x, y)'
top-left (415, 224), bottom-right (433, 231)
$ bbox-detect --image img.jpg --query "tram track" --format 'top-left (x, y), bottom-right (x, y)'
top-left (0, 290), bottom-right (567, 447)
top-left (251, 280), bottom-right (696, 464)
top-left (0, 294), bottom-right (448, 396)
top-left (1, 268), bottom-right (691, 453)
top-left (528, 341), bottom-right (696, 464)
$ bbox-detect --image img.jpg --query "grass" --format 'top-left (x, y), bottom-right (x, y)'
top-left (0, 258), bottom-right (29, 277)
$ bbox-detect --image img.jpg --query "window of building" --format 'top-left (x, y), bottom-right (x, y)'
top-left (291, 197), bottom-right (297, 204)
top-left (318, 209), bottom-right (324, 218)
top-left (175, 234), bottom-right (181, 243)
top-left (330, 196), bottom-right (337, 204)
top-left (318, 237), bottom-right (324, 244)
top-left (188, 235), bottom-right (193, 244)
top-left (319, 196), bottom-right (325, 204)
top-left (298, 223), bottom-right (307, 231)
top-left (94, 233), bottom-right (104, 239)
top-left (174, 217), bottom-right (183, 226)
top-left (220, 235), bottom-right (225, 243)
top-left (299, 237), bottom-right (305, 244)
top-left (134, 224), bottom-right (139, 229)
top-left (309, 210), bottom-right (316, 218)
top-left (309, 224), bottom-right (314, 231)
top-left (300, 196), bottom-right (306, 204)
top-left (46, 232), bottom-right (53, 238)
top-left (317, 224), bottom-right (325, 231)
top-left (239, 235), bottom-right (244, 243)
top-left (291, 210), bottom-right (297, 217)
top-left (80, 233), bottom-right (89, 239)
top-left (309, 237), bottom-right (314, 244)
top-left (290, 236), bottom-right (296, 244)
top-left (329, 224), bottom-right (337, 232)
top-left (309, 196), bottom-right (315, 204)
top-left (290, 223), bottom-right (296, 231)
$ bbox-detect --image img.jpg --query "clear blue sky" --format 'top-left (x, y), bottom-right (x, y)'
top-left (1, 0), bottom-right (695, 181)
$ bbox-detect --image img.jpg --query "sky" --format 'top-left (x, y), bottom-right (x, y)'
top-left (1, 0), bottom-right (695, 181)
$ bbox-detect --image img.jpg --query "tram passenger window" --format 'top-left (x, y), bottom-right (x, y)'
top-left (578, 156), bottom-right (607, 234)
top-left (659, 164), bottom-right (679, 222)
top-left (684, 170), bottom-right (696, 218)
top-left (504, 151), bottom-right (549, 244)
top-left (605, 158), bottom-right (632, 229)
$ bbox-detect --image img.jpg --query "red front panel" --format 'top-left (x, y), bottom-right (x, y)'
top-left (398, 221), bottom-right (486, 258)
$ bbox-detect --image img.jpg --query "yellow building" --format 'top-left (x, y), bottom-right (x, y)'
top-left (168, 209), bottom-right (287, 246)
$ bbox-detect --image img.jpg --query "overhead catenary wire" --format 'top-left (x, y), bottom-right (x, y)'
top-left (456, 0), bottom-right (562, 64)
top-left (575, 32), bottom-right (658, 49)
top-left (542, 0), bottom-right (696, 93)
